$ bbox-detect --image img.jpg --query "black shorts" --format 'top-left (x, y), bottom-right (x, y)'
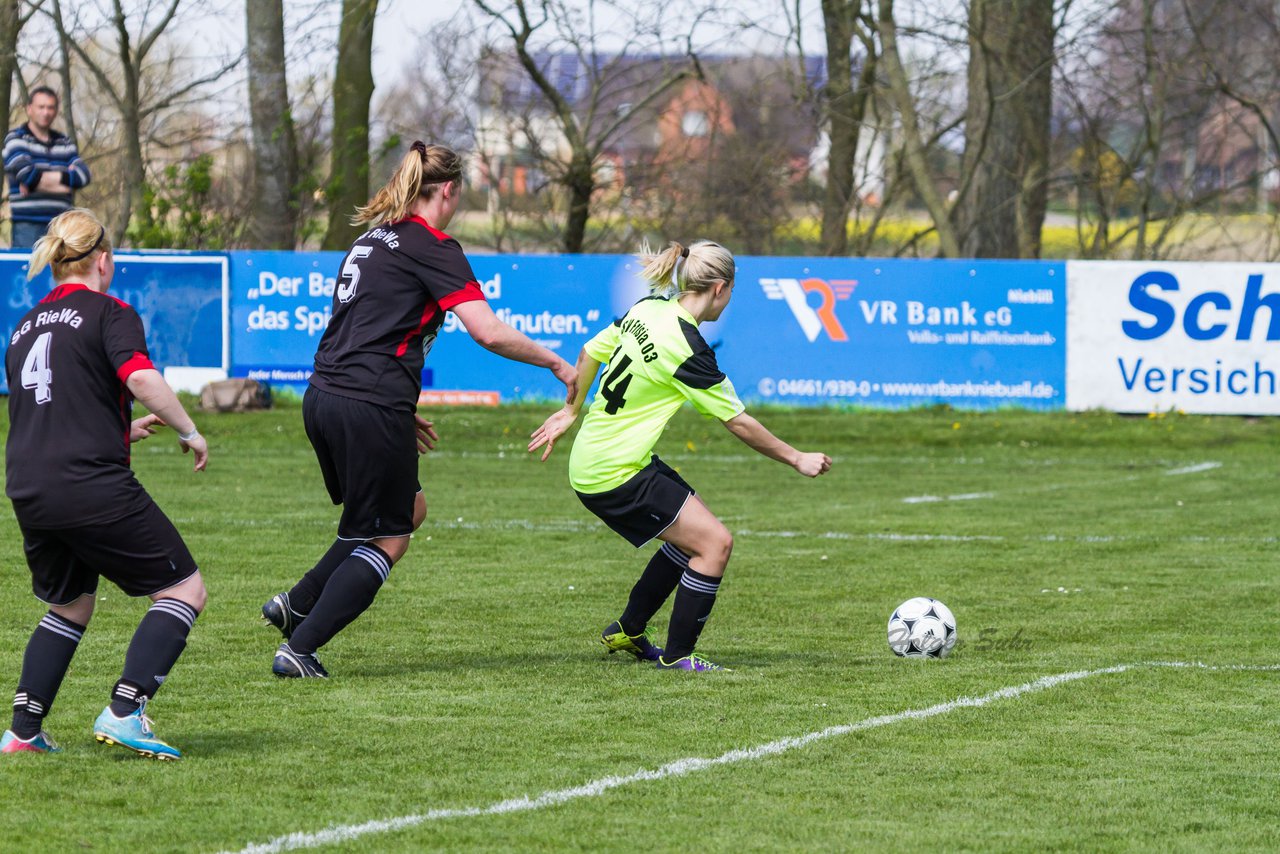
top-left (19, 498), bottom-right (198, 606)
top-left (576, 456), bottom-right (694, 547)
top-left (303, 384), bottom-right (420, 540)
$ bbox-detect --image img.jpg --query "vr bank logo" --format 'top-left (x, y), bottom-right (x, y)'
top-left (760, 277), bottom-right (856, 341)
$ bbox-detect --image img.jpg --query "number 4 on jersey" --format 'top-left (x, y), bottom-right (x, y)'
top-left (21, 331), bottom-right (52, 404)
top-left (600, 350), bottom-right (633, 414)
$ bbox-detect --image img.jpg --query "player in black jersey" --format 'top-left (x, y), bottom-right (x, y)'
top-left (263, 142), bottom-right (576, 678)
top-left (2, 209), bottom-right (209, 759)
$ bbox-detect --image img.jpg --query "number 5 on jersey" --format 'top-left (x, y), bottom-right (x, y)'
top-left (337, 245), bottom-right (373, 304)
top-left (21, 331), bottom-right (53, 404)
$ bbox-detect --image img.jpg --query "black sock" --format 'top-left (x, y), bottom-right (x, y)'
top-left (664, 567), bottom-right (721, 661)
top-left (287, 544), bottom-right (392, 656)
top-left (620, 543), bottom-right (689, 636)
top-left (109, 599), bottom-right (198, 717)
top-left (288, 538), bottom-right (361, 615)
top-left (11, 612), bottom-right (85, 738)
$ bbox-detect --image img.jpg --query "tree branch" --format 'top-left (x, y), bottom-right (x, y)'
top-left (876, 0), bottom-right (961, 256)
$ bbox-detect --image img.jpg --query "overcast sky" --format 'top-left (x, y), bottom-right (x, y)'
top-left (360, 1), bottom-right (825, 82)
top-left (17, 1), bottom-right (833, 125)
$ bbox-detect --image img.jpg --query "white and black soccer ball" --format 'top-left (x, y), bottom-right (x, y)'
top-left (887, 597), bottom-right (957, 658)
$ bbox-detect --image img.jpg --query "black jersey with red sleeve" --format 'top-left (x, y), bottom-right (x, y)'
top-left (310, 216), bottom-right (486, 412)
top-left (5, 284), bottom-right (156, 527)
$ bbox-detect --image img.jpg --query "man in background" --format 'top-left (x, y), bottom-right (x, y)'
top-left (4, 86), bottom-right (91, 249)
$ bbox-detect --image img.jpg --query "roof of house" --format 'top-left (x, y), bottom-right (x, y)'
top-left (477, 50), bottom-right (833, 158)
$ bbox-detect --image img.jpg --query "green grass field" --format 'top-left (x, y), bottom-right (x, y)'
top-left (1, 403), bottom-right (1278, 852)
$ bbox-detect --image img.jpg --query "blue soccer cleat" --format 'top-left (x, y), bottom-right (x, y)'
top-left (655, 653), bottom-right (731, 672)
top-left (93, 700), bottom-right (181, 760)
top-left (600, 620), bottom-right (663, 661)
top-left (262, 592), bottom-right (305, 639)
top-left (1, 729), bottom-right (61, 754)
top-left (272, 642), bottom-right (329, 678)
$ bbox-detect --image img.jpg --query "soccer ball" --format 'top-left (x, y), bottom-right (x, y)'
top-left (887, 597), bottom-right (957, 658)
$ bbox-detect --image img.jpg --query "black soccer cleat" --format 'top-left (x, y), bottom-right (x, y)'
top-left (262, 592), bottom-right (305, 639)
top-left (272, 643), bottom-right (329, 679)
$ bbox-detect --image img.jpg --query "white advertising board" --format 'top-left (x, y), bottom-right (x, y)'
top-left (1067, 261), bottom-right (1280, 414)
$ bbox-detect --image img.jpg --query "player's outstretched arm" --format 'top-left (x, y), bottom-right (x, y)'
top-left (529, 347), bottom-right (601, 462)
top-left (721, 411), bottom-right (831, 477)
top-left (452, 299), bottom-right (577, 402)
top-left (125, 368), bottom-right (208, 472)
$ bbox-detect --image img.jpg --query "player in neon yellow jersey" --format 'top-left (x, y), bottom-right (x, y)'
top-left (530, 240), bottom-right (832, 671)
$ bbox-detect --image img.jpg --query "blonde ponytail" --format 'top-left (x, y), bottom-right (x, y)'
top-left (353, 141), bottom-right (465, 227)
top-left (636, 239), bottom-right (735, 296)
top-left (27, 208), bottom-right (113, 281)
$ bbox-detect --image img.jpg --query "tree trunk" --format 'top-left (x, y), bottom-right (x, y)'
top-left (877, 0), bottom-right (961, 257)
top-left (819, 0), bottom-right (873, 257)
top-left (322, 0), bottom-right (377, 250)
top-left (563, 152), bottom-right (594, 254)
top-left (246, 0), bottom-right (298, 249)
top-left (114, 4), bottom-right (146, 247)
top-left (52, 0), bottom-right (77, 145)
top-left (954, 0), bottom-right (1053, 258)
top-left (0, 0), bottom-right (19, 134)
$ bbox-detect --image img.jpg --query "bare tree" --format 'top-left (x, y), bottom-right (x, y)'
top-left (1051, 0), bottom-right (1280, 260)
top-left (876, 0), bottom-right (961, 256)
top-left (952, 0), bottom-right (1055, 258)
top-left (321, 0), bottom-right (376, 251)
top-left (246, 0), bottom-right (298, 248)
top-left (49, 0), bottom-right (240, 245)
top-left (47, 0), bottom-right (77, 142)
top-left (471, 0), bottom-right (708, 253)
top-left (871, 0), bottom-right (1058, 259)
top-left (0, 1), bottom-right (45, 130)
top-left (815, 0), bottom-right (878, 255)
top-left (0, 1), bottom-right (17, 127)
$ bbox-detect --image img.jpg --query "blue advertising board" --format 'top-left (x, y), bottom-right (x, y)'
top-left (229, 250), bottom-right (346, 386)
top-left (3, 248), bottom-right (1065, 411)
top-left (0, 251), bottom-right (227, 394)
top-left (724, 258), bottom-right (1065, 409)
top-left (227, 251), bottom-right (1066, 410)
top-left (228, 251), bottom-right (615, 399)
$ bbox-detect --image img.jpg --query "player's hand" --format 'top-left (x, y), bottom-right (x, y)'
top-left (794, 452), bottom-right (832, 478)
top-left (180, 433), bottom-right (209, 472)
top-left (129, 413), bottom-right (162, 443)
top-left (415, 414), bottom-right (439, 454)
top-left (552, 359), bottom-right (578, 404)
top-left (529, 407), bottom-right (578, 462)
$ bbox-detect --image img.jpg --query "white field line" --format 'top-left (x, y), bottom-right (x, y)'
top-left (163, 516), bottom-right (1277, 544)
top-left (737, 528), bottom-right (1278, 544)
top-left (225, 661), bottom-right (1279, 854)
top-left (900, 460), bottom-right (1222, 503)
top-left (1165, 462), bottom-right (1223, 476)
top-left (431, 518), bottom-right (1278, 545)
top-left (430, 450), bottom-right (1211, 469)
top-left (902, 492), bottom-right (995, 504)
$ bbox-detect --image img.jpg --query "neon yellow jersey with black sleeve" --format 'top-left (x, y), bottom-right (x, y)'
top-left (569, 296), bottom-right (746, 494)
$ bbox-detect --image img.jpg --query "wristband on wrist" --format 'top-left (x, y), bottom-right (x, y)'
top-left (178, 428), bottom-right (200, 442)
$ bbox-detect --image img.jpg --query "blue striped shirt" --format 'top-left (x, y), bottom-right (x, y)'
top-left (3, 123), bottom-right (90, 224)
